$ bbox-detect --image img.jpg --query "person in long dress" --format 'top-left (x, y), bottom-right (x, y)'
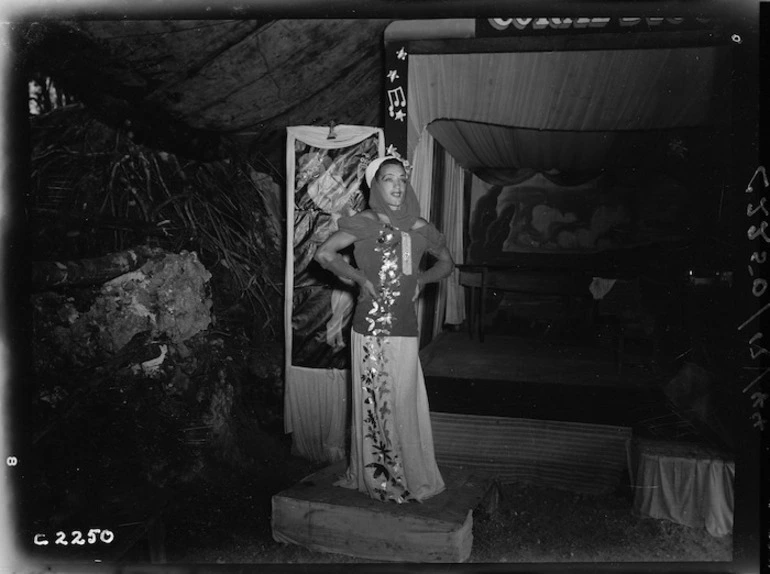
top-left (314, 156), bottom-right (454, 503)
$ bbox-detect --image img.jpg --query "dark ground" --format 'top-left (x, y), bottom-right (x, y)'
top-left (20, 425), bottom-right (731, 567)
top-left (158, 456), bottom-right (731, 565)
top-left (17, 332), bottom-right (734, 568)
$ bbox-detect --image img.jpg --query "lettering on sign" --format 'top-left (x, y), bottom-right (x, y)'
top-left (486, 16), bottom-right (709, 33)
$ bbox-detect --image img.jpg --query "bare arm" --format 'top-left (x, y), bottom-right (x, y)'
top-left (413, 245), bottom-right (455, 301)
top-left (315, 231), bottom-right (377, 298)
top-left (418, 245), bottom-right (455, 286)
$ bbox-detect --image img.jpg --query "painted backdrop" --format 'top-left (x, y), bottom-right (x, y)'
top-left (284, 126), bottom-right (384, 462)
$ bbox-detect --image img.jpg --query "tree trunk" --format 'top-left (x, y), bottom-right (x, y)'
top-left (31, 245), bottom-right (164, 291)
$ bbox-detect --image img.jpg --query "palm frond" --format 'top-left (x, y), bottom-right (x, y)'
top-left (29, 105), bottom-right (284, 338)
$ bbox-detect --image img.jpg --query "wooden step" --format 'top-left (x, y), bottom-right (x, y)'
top-left (271, 461), bottom-right (496, 562)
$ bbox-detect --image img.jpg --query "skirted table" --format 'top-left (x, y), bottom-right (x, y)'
top-left (631, 438), bottom-right (734, 537)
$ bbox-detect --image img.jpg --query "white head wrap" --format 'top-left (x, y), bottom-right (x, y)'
top-left (364, 156), bottom-right (402, 188)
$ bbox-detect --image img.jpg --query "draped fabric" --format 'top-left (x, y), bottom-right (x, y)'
top-left (470, 168), bottom-right (539, 188)
top-left (405, 47), bottom-right (725, 342)
top-left (633, 441), bottom-right (734, 537)
top-left (427, 120), bottom-right (617, 171)
top-left (285, 125), bottom-right (385, 462)
top-left (411, 129), bottom-right (465, 336)
top-left (410, 131), bottom-right (435, 222)
top-left (427, 119), bottom-right (718, 173)
top-left (404, 46), bottom-right (726, 342)
top-left (284, 366), bottom-right (349, 463)
top-left (407, 47), bottom-right (727, 160)
top-left (470, 167), bottom-right (604, 187)
top-left (410, 130), bottom-right (435, 334)
top-left (433, 149), bottom-right (465, 336)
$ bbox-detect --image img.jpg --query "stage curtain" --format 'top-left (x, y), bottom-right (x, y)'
top-left (410, 129), bottom-right (435, 334)
top-left (433, 148), bottom-right (465, 337)
top-left (285, 125), bottom-right (385, 462)
top-left (407, 47), bottom-right (727, 161)
top-left (284, 366), bottom-right (349, 463)
top-left (427, 119), bottom-right (713, 175)
top-left (428, 119), bottom-right (621, 172)
top-left (470, 167), bottom-right (538, 187)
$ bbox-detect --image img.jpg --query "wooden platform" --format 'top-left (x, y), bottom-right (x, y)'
top-left (419, 331), bottom-right (722, 446)
top-left (420, 331), bottom-right (656, 388)
top-left (271, 461), bottom-right (496, 562)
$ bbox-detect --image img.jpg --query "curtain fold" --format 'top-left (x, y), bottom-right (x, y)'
top-left (428, 120), bottom-right (621, 172)
top-left (406, 45), bottom-right (726, 345)
top-left (410, 130), bottom-right (435, 334)
top-left (471, 168), bottom-right (539, 187)
top-left (284, 366), bottom-right (349, 462)
top-left (433, 149), bottom-right (465, 337)
top-left (408, 47), bottom-right (724, 158)
top-left (427, 119), bottom-right (717, 174)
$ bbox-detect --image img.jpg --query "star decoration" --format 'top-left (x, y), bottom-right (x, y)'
top-left (396, 47), bottom-right (407, 60)
top-left (387, 70), bottom-right (400, 83)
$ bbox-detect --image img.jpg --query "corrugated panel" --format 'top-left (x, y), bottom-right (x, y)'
top-left (430, 412), bottom-right (631, 495)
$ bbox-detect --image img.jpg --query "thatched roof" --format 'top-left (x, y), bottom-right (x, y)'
top-left (21, 20), bottom-right (392, 162)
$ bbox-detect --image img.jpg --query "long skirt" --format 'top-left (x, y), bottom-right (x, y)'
top-left (334, 330), bottom-right (445, 503)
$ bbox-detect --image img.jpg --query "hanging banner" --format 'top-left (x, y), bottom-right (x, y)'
top-left (384, 41), bottom-right (409, 160)
top-left (288, 130), bottom-right (381, 368)
top-left (284, 125), bottom-right (385, 462)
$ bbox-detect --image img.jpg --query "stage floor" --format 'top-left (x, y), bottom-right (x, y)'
top-left (419, 331), bottom-right (718, 444)
top-left (420, 331), bottom-right (656, 388)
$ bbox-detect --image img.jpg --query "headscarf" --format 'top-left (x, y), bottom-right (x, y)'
top-left (365, 156), bottom-right (421, 232)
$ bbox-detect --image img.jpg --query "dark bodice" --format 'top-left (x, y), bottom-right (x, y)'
top-left (338, 213), bottom-right (446, 337)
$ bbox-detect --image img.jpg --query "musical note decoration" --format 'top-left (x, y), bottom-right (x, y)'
top-left (387, 86), bottom-right (407, 120)
top-left (384, 44), bottom-right (408, 169)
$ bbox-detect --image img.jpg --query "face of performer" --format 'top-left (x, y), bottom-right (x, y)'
top-left (375, 161), bottom-right (408, 210)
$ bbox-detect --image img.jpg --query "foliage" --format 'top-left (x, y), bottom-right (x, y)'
top-left (28, 75), bottom-right (77, 116)
top-left (28, 104), bottom-right (284, 337)
top-left (26, 316), bottom-right (286, 544)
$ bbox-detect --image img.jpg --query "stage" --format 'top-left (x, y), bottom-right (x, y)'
top-left (420, 330), bottom-right (657, 389)
top-left (418, 330), bottom-right (727, 498)
top-left (419, 330), bottom-right (688, 433)
top-left (272, 331), bottom-right (733, 561)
